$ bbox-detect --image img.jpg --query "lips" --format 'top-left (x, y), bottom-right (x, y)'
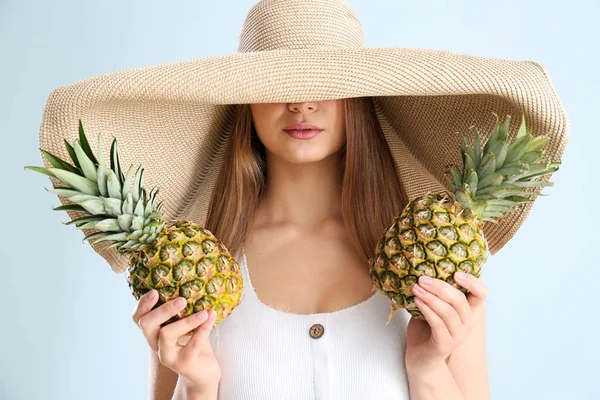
top-left (283, 123), bottom-right (323, 131)
top-left (283, 123), bottom-right (323, 139)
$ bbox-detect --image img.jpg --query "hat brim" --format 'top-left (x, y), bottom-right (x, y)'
top-left (38, 46), bottom-right (570, 273)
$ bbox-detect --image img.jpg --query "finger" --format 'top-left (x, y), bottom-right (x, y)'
top-left (132, 289), bottom-right (159, 325)
top-left (139, 296), bottom-right (188, 349)
top-left (414, 296), bottom-right (451, 346)
top-left (181, 309), bottom-right (216, 358)
top-left (418, 276), bottom-right (471, 325)
top-left (156, 309), bottom-right (209, 367)
top-left (454, 272), bottom-right (489, 311)
top-left (193, 309), bottom-right (217, 341)
top-left (413, 283), bottom-right (463, 339)
top-left (158, 308), bottom-right (208, 348)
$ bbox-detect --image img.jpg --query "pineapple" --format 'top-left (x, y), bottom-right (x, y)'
top-left (25, 120), bottom-right (243, 334)
top-left (370, 113), bottom-right (560, 322)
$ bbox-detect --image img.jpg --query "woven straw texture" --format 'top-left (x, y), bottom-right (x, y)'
top-left (38, 0), bottom-right (570, 273)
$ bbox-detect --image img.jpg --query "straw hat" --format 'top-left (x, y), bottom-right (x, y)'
top-left (37, 0), bottom-right (570, 273)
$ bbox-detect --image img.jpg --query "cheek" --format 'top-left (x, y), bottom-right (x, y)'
top-left (334, 114), bottom-right (346, 147)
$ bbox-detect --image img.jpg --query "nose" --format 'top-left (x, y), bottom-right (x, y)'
top-left (288, 102), bottom-right (318, 113)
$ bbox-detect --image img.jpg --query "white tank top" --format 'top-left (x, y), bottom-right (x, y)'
top-left (208, 248), bottom-right (411, 399)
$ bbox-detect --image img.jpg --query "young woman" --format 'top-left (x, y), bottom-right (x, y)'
top-left (132, 98), bottom-right (490, 400)
top-left (35, 0), bottom-right (566, 398)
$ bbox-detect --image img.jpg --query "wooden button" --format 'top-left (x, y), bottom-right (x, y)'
top-left (309, 323), bottom-right (324, 339)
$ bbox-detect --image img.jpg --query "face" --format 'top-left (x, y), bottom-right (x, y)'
top-left (249, 100), bottom-right (346, 164)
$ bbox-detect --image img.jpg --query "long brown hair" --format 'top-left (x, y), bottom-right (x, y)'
top-left (205, 97), bottom-right (407, 265)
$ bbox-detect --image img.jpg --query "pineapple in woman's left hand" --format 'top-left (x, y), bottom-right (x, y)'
top-left (370, 114), bottom-right (560, 321)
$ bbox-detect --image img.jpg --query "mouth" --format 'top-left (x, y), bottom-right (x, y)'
top-left (283, 123), bottom-right (324, 140)
top-left (283, 122), bottom-right (323, 131)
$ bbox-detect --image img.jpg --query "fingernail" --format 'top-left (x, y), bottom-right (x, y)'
top-left (147, 290), bottom-right (157, 300)
top-left (455, 272), bottom-right (467, 282)
top-left (195, 310), bottom-right (207, 320)
top-left (420, 276), bottom-right (433, 285)
top-left (413, 284), bottom-right (426, 295)
top-left (174, 297), bottom-right (186, 307)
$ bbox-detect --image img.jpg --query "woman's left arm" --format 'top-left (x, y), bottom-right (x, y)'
top-left (404, 272), bottom-right (491, 400)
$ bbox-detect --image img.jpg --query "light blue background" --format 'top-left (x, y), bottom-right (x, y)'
top-left (3, 0), bottom-right (598, 399)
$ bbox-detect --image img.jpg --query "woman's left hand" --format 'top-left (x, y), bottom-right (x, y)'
top-left (404, 271), bottom-right (489, 374)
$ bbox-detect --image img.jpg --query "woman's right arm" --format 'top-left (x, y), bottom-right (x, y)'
top-left (148, 348), bottom-right (177, 399)
top-left (132, 289), bottom-right (221, 400)
top-left (148, 350), bottom-right (219, 400)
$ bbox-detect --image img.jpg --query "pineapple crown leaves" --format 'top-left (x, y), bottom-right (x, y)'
top-left (25, 119), bottom-right (166, 255)
top-left (444, 113), bottom-right (561, 224)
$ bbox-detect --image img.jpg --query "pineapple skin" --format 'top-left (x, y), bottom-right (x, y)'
top-left (127, 220), bottom-right (243, 333)
top-left (369, 192), bottom-right (488, 322)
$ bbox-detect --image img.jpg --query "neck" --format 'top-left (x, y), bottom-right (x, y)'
top-left (255, 151), bottom-right (345, 230)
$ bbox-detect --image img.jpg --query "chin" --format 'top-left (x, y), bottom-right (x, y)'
top-left (284, 149), bottom-right (339, 164)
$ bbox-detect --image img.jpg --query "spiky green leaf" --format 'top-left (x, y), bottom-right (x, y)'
top-left (122, 165), bottom-right (135, 199)
top-left (473, 130), bottom-right (482, 166)
top-left (131, 215), bottom-right (145, 231)
top-left (482, 113), bottom-right (501, 155)
top-left (45, 187), bottom-right (80, 198)
top-left (461, 136), bottom-right (476, 168)
top-left (129, 230), bottom-right (144, 241)
top-left (117, 214), bottom-right (134, 232)
top-left (511, 180), bottom-right (554, 188)
top-left (133, 166), bottom-right (144, 205)
top-left (504, 135), bottom-right (532, 165)
top-left (464, 169), bottom-right (478, 197)
top-left (48, 168), bottom-right (99, 196)
top-left (106, 169), bottom-right (123, 200)
top-left (109, 138), bottom-right (124, 186)
top-left (95, 218), bottom-right (121, 232)
top-left (94, 232), bottom-right (129, 244)
top-left (455, 189), bottom-right (474, 210)
top-left (496, 163), bottom-right (528, 176)
top-left (40, 149), bottom-right (81, 175)
top-left (97, 164), bottom-right (108, 197)
top-left (82, 230), bottom-right (109, 243)
top-left (24, 166), bottom-right (56, 178)
top-left (447, 165), bottom-right (462, 189)
top-left (64, 139), bottom-right (82, 170)
top-left (504, 195), bottom-right (533, 203)
top-left (75, 220), bottom-right (101, 230)
top-left (488, 140), bottom-right (508, 170)
top-left (527, 136), bottom-right (550, 153)
top-left (445, 175), bottom-right (457, 193)
top-left (520, 151), bottom-right (543, 164)
top-left (79, 199), bottom-right (106, 215)
top-left (69, 194), bottom-right (100, 203)
top-left (101, 197), bottom-right (123, 216)
top-left (73, 140), bottom-right (98, 183)
top-left (463, 153), bottom-right (475, 176)
top-left (516, 114), bottom-right (527, 139)
top-left (476, 173), bottom-right (503, 190)
top-left (134, 196), bottom-right (145, 216)
top-left (63, 215), bottom-right (106, 226)
top-left (53, 203), bottom-right (88, 212)
top-left (78, 119), bottom-right (99, 165)
top-left (123, 192), bottom-right (134, 215)
top-left (477, 152), bottom-right (497, 178)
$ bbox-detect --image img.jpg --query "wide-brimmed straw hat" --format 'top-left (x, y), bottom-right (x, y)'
top-left (37, 0), bottom-right (569, 273)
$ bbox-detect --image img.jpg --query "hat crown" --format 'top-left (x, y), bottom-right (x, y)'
top-left (237, 0), bottom-right (365, 52)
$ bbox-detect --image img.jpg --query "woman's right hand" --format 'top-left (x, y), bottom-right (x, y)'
top-left (132, 289), bottom-right (221, 392)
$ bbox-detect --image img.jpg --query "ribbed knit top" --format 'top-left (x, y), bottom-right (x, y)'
top-left (208, 248), bottom-right (411, 399)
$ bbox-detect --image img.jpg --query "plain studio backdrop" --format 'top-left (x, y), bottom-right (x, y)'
top-left (2, 0), bottom-right (598, 399)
